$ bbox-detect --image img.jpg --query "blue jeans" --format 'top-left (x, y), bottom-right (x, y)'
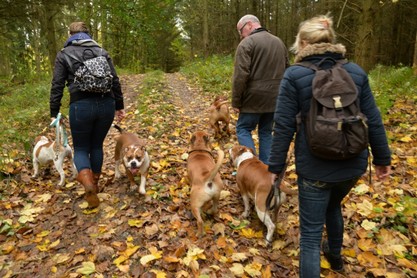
top-left (298, 176), bottom-right (358, 278)
top-left (69, 96), bottom-right (115, 174)
top-left (236, 112), bottom-right (274, 164)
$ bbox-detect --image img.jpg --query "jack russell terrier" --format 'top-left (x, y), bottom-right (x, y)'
top-left (32, 123), bottom-right (76, 186)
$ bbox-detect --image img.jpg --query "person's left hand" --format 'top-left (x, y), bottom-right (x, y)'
top-left (115, 109), bottom-right (126, 122)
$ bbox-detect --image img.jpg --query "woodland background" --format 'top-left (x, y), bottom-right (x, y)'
top-left (1, 0), bottom-right (417, 81)
top-left (1, 0), bottom-right (417, 277)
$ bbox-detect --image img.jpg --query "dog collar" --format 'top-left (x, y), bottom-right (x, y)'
top-left (236, 152), bottom-right (255, 168)
top-left (188, 149), bottom-right (214, 158)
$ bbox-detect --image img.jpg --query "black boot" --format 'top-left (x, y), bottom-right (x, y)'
top-left (322, 240), bottom-right (344, 272)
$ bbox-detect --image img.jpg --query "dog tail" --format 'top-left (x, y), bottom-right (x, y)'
top-left (113, 124), bottom-right (124, 133)
top-left (215, 100), bottom-right (229, 110)
top-left (206, 149), bottom-right (225, 183)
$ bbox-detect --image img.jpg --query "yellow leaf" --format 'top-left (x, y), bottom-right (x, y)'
top-left (231, 252), bottom-right (248, 262)
top-left (229, 263), bottom-right (244, 276)
top-left (37, 230), bottom-right (50, 238)
top-left (357, 251), bottom-right (382, 267)
top-left (241, 228), bottom-right (263, 239)
top-left (353, 183), bottom-right (370, 195)
top-left (357, 199), bottom-right (373, 216)
top-left (399, 135), bottom-right (412, 142)
top-left (361, 219), bottom-right (377, 231)
top-left (76, 261), bottom-right (96, 275)
top-left (244, 262), bottom-right (262, 277)
top-left (358, 238), bottom-right (375, 251)
top-left (128, 219), bottom-right (144, 228)
top-left (35, 193), bottom-right (52, 203)
top-left (52, 253), bottom-right (71, 264)
top-left (51, 266), bottom-right (57, 273)
top-left (163, 256), bottom-right (180, 263)
top-left (49, 239), bottom-right (60, 249)
top-left (113, 255), bottom-right (128, 266)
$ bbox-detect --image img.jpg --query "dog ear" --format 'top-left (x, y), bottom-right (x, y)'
top-left (190, 134), bottom-right (196, 144)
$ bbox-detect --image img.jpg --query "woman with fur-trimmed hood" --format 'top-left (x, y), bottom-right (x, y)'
top-left (268, 15), bottom-right (391, 277)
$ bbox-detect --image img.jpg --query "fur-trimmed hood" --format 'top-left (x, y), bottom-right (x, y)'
top-left (294, 43), bottom-right (346, 63)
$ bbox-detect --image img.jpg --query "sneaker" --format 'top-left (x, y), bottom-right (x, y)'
top-left (322, 240), bottom-right (344, 272)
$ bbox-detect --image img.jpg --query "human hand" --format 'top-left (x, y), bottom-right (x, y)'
top-left (115, 109), bottom-right (126, 122)
top-left (233, 108), bottom-right (240, 114)
top-left (270, 173), bottom-right (278, 185)
top-left (375, 165), bottom-right (391, 181)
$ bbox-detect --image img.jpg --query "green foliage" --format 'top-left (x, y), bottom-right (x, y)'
top-left (369, 65), bottom-right (417, 116)
top-left (0, 77), bottom-right (60, 175)
top-left (180, 55), bottom-right (233, 95)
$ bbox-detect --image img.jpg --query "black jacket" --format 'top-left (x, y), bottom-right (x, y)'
top-left (50, 39), bottom-right (124, 118)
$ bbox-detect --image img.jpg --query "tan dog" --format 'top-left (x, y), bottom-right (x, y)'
top-left (187, 131), bottom-right (225, 236)
top-left (114, 125), bottom-right (150, 195)
top-left (32, 126), bottom-right (77, 186)
top-left (229, 144), bottom-right (291, 244)
top-left (208, 96), bottom-right (230, 138)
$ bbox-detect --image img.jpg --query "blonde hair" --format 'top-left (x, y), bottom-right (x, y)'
top-left (290, 14), bottom-right (336, 54)
top-left (69, 22), bottom-right (89, 35)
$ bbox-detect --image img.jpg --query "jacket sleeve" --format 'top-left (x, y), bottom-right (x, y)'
top-left (232, 42), bottom-right (252, 109)
top-left (355, 68), bottom-right (391, 166)
top-left (268, 68), bottom-right (299, 173)
top-left (50, 52), bottom-right (67, 118)
top-left (107, 55), bottom-right (124, 111)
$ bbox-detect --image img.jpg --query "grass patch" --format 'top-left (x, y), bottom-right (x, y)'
top-left (369, 65), bottom-right (417, 116)
top-left (180, 55), bottom-right (233, 95)
top-left (0, 77), bottom-right (71, 176)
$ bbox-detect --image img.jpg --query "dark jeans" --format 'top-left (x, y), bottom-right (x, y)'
top-left (236, 112), bottom-right (274, 164)
top-left (298, 176), bottom-right (359, 278)
top-left (69, 96), bottom-right (115, 173)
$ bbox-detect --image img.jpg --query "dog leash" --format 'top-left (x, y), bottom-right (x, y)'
top-left (50, 113), bottom-right (69, 160)
top-left (265, 151), bottom-right (292, 212)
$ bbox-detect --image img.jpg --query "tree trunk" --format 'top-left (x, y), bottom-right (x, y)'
top-left (413, 31), bottom-right (417, 75)
top-left (354, 0), bottom-right (377, 72)
top-left (202, 0), bottom-right (209, 57)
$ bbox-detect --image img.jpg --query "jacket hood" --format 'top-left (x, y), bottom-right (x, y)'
top-left (294, 43), bottom-right (346, 63)
top-left (64, 32), bottom-right (100, 47)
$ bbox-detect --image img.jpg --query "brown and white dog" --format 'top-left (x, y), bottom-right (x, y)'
top-left (187, 131), bottom-right (225, 237)
top-left (208, 96), bottom-right (230, 138)
top-left (32, 129), bottom-right (77, 187)
top-left (114, 125), bottom-right (150, 195)
top-left (229, 144), bottom-right (290, 244)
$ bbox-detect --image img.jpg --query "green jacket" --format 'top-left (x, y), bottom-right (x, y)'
top-left (232, 28), bottom-right (289, 113)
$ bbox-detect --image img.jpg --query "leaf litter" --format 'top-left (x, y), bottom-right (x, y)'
top-left (0, 73), bottom-right (416, 277)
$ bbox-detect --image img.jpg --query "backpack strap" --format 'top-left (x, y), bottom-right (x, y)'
top-left (296, 58), bottom-right (348, 71)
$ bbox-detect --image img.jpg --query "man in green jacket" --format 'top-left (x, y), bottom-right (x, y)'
top-left (232, 14), bottom-right (289, 164)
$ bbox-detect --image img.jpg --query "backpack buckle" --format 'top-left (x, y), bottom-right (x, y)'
top-left (333, 96), bottom-right (342, 109)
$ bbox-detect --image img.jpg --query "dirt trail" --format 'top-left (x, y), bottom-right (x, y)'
top-left (1, 73), bottom-right (294, 277)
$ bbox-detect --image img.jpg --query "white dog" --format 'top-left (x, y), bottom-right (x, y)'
top-left (32, 124), bottom-right (77, 186)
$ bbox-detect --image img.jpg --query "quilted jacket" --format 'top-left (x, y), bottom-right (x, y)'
top-left (268, 43), bottom-right (391, 182)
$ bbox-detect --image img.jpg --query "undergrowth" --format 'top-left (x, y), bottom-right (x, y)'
top-left (0, 58), bottom-right (416, 176)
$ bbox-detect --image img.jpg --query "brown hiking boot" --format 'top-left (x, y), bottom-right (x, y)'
top-left (92, 172), bottom-right (101, 192)
top-left (77, 169), bottom-right (100, 208)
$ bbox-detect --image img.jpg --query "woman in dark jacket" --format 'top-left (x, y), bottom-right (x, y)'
top-left (50, 22), bottom-right (125, 208)
top-left (268, 15), bottom-right (391, 277)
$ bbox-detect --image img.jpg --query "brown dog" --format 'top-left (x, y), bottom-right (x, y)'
top-left (229, 144), bottom-right (292, 244)
top-left (208, 96), bottom-right (230, 138)
top-left (114, 125), bottom-right (150, 195)
top-left (187, 131), bottom-right (225, 237)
